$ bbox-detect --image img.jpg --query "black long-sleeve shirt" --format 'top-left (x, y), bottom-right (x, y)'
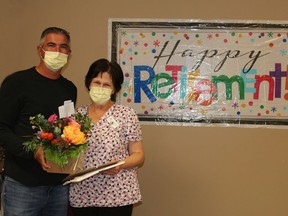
top-left (0, 67), bottom-right (77, 186)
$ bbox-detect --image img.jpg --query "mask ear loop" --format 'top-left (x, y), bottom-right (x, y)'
top-left (38, 46), bottom-right (46, 60)
top-left (40, 47), bottom-right (47, 53)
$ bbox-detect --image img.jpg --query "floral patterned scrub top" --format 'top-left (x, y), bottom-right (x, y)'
top-left (69, 104), bottom-right (143, 207)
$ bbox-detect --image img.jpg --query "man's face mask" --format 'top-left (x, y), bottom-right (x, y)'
top-left (89, 86), bottom-right (112, 105)
top-left (41, 49), bottom-right (68, 72)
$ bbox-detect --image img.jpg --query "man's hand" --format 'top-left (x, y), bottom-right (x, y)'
top-left (34, 146), bottom-right (50, 171)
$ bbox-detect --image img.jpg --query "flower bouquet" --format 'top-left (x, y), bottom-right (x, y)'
top-left (23, 113), bottom-right (91, 174)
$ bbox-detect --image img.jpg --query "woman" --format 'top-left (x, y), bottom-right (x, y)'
top-left (69, 59), bottom-right (145, 216)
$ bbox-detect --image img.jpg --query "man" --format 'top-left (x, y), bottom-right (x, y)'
top-left (0, 27), bottom-right (77, 216)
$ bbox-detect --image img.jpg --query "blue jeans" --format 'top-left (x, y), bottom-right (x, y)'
top-left (1, 176), bottom-right (68, 216)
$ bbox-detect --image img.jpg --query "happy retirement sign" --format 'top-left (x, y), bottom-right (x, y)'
top-left (109, 19), bottom-right (288, 126)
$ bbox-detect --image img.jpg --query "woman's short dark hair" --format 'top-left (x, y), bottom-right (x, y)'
top-left (85, 59), bottom-right (124, 102)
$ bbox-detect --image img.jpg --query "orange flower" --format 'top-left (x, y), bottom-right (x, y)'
top-left (61, 123), bottom-right (86, 145)
top-left (51, 139), bottom-right (58, 145)
top-left (68, 120), bottom-right (81, 128)
top-left (41, 132), bottom-right (54, 140)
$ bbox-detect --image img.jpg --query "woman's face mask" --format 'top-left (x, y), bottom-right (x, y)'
top-left (89, 86), bottom-right (112, 105)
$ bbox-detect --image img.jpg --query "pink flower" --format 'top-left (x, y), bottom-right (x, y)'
top-left (48, 114), bottom-right (58, 123)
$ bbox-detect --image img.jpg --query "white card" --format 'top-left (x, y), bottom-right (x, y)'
top-left (59, 100), bottom-right (75, 118)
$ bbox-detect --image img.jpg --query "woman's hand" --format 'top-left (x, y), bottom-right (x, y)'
top-left (101, 165), bottom-right (122, 176)
top-left (101, 140), bottom-right (144, 176)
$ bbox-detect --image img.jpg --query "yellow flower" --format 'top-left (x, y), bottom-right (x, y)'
top-left (61, 122), bottom-right (86, 145)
